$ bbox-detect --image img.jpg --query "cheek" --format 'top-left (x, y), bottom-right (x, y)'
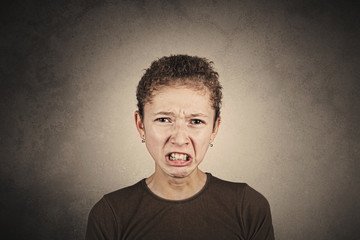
top-left (145, 135), bottom-right (164, 161)
top-left (147, 126), bottom-right (169, 142)
top-left (145, 127), bottom-right (169, 152)
top-left (193, 130), bottom-right (212, 150)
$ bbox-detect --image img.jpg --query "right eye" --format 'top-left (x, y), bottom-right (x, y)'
top-left (155, 118), bottom-right (171, 123)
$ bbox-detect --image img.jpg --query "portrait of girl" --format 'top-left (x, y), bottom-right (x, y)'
top-left (85, 55), bottom-right (274, 240)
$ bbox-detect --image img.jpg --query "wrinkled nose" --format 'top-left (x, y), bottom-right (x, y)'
top-left (170, 122), bottom-right (189, 146)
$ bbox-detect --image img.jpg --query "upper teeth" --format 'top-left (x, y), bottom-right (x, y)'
top-left (169, 153), bottom-right (189, 161)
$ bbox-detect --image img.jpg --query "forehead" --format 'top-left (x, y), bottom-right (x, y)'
top-left (145, 86), bottom-right (213, 114)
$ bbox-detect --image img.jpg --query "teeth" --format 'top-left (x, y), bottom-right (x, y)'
top-left (169, 153), bottom-right (189, 161)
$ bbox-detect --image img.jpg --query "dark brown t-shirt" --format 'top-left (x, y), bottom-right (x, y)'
top-left (86, 173), bottom-right (274, 240)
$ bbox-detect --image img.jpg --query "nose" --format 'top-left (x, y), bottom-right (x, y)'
top-left (170, 122), bottom-right (189, 146)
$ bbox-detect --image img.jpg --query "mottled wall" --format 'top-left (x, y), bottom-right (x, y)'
top-left (1, 0), bottom-right (359, 239)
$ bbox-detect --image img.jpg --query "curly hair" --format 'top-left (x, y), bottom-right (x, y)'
top-left (136, 54), bottom-right (223, 123)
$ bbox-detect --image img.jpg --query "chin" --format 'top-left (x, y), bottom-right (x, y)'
top-left (167, 171), bottom-right (187, 178)
top-left (168, 168), bottom-right (195, 179)
top-left (171, 173), bottom-right (188, 178)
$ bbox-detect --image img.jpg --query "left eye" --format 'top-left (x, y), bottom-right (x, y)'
top-left (190, 119), bottom-right (204, 125)
top-left (156, 118), bottom-right (171, 123)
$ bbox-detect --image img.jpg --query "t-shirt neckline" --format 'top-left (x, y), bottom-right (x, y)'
top-left (141, 172), bottom-right (212, 203)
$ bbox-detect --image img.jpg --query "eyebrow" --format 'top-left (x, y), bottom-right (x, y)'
top-left (154, 112), bottom-right (209, 118)
top-left (154, 111), bottom-right (176, 116)
top-left (189, 113), bottom-right (209, 118)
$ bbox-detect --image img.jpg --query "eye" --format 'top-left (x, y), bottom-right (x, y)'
top-left (155, 117), bottom-right (171, 123)
top-left (190, 119), bottom-right (204, 125)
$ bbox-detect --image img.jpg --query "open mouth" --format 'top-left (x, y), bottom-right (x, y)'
top-left (168, 153), bottom-right (190, 161)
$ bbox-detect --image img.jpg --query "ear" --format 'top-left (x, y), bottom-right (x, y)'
top-left (135, 111), bottom-right (145, 140)
top-left (210, 116), bottom-right (221, 143)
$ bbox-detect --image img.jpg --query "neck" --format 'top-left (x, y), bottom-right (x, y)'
top-left (146, 169), bottom-right (207, 200)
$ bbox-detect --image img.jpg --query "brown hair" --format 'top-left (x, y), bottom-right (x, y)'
top-left (136, 54), bottom-right (222, 122)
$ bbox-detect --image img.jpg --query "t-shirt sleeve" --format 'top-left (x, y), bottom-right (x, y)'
top-left (240, 184), bottom-right (275, 240)
top-left (85, 197), bottom-right (117, 240)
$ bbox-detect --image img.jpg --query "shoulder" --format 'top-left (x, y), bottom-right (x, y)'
top-left (207, 174), bottom-right (274, 239)
top-left (208, 174), bottom-right (269, 207)
top-left (207, 174), bottom-right (248, 199)
top-left (208, 174), bottom-right (247, 189)
top-left (241, 184), bottom-right (270, 209)
top-left (88, 179), bottom-right (146, 223)
top-left (86, 179), bottom-right (146, 239)
top-left (102, 179), bottom-right (144, 207)
top-left (233, 183), bottom-right (274, 239)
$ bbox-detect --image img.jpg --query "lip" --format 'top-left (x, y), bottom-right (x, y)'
top-left (165, 152), bottom-right (193, 167)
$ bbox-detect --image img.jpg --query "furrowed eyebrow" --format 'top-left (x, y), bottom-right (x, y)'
top-left (188, 113), bottom-right (209, 118)
top-left (153, 112), bottom-right (209, 118)
top-left (154, 111), bottom-right (176, 116)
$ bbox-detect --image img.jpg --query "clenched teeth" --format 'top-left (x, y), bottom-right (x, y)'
top-left (169, 153), bottom-right (189, 161)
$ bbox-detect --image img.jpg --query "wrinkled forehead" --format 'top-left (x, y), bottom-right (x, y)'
top-left (147, 80), bottom-right (210, 104)
top-left (144, 85), bottom-right (214, 118)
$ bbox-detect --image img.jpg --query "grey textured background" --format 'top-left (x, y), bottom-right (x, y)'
top-left (1, 0), bottom-right (359, 239)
